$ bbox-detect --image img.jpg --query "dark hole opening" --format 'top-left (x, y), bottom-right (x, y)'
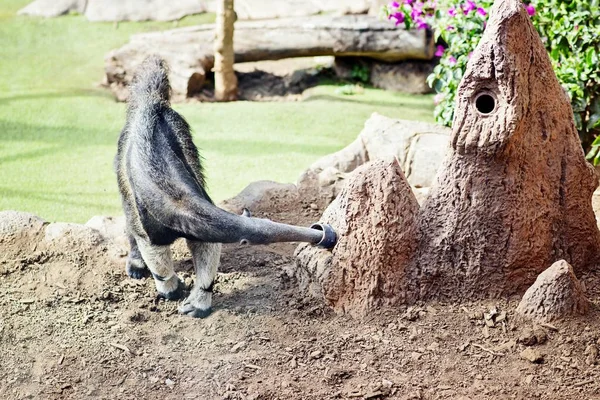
top-left (475, 93), bottom-right (496, 114)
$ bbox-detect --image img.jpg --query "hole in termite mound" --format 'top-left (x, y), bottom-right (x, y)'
top-left (474, 92), bottom-right (497, 115)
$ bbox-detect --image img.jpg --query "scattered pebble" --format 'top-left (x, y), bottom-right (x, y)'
top-left (230, 341), bottom-right (247, 353)
top-left (520, 348), bottom-right (544, 364)
top-left (585, 344), bottom-right (598, 365)
top-left (309, 350), bottom-right (322, 360)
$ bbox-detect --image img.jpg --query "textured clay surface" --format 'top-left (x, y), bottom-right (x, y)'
top-left (295, 158), bottom-right (419, 317)
top-left (516, 260), bottom-right (590, 322)
top-left (412, 0), bottom-right (600, 299)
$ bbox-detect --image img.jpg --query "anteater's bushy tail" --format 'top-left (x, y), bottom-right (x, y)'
top-left (128, 55), bottom-right (171, 108)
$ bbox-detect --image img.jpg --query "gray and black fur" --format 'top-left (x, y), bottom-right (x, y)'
top-left (115, 56), bottom-right (335, 318)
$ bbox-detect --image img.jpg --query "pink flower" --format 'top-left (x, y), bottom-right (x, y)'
top-left (390, 1), bottom-right (400, 7)
top-left (476, 7), bottom-right (486, 16)
top-left (448, 7), bottom-right (457, 16)
top-left (415, 17), bottom-right (429, 29)
top-left (434, 45), bottom-right (445, 57)
top-left (525, 4), bottom-right (535, 16)
top-left (404, 0), bottom-right (414, 4)
top-left (410, 4), bottom-right (423, 19)
top-left (390, 11), bottom-right (405, 25)
top-left (467, 52), bottom-right (473, 59)
top-left (449, 56), bottom-right (457, 64)
top-left (447, 25), bottom-right (455, 31)
top-left (463, 0), bottom-right (476, 14)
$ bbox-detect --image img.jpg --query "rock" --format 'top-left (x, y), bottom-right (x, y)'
top-left (332, 57), bottom-right (366, 80)
top-left (229, 341), bottom-right (247, 353)
top-left (533, 326), bottom-right (548, 344)
top-left (44, 223), bottom-right (105, 250)
top-left (411, 187), bottom-right (430, 206)
top-left (368, 0), bottom-right (388, 16)
top-left (105, 15), bottom-right (435, 99)
top-left (413, 0), bottom-right (600, 299)
top-left (219, 181), bottom-right (299, 215)
top-left (0, 211), bottom-right (46, 238)
top-left (297, 113), bottom-right (450, 208)
top-left (332, 57), bottom-right (434, 94)
top-left (516, 260), bottom-right (590, 322)
top-left (0, 211), bottom-right (47, 261)
top-left (370, 61), bottom-right (434, 94)
top-left (236, 57), bottom-right (335, 76)
top-left (402, 132), bottom-right (449, 188)
top-left (360, 115), bottom-right (450, 176)
top-left (585, 344), bottom-right (598, 365)
top-left (296, 135), bottom-right (367, 207)
top-left (518, 326), bottom-right (547, 346)
top-left (20, 0), bottom-right (370, 21)
top-left (295, 158), bottom-right (419, 317)
top-left (85, 216), bottom-right (127, 247)
top-left (309, 350), bottom-right (322, 359)
top-left (520, 348), bottom-right (544, 364)
top-left (18, 0), bottom-right (86, 17)
top-left (234, 0), bottom-right (370, 20)
top-left (85, 0), bottom-right (207, 22)
top-left (592, 189), bottom-right (600, 230)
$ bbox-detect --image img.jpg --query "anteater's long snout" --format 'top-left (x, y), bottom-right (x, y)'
top-left (309, 223), bottom-right (337, 249)
top-left (237, 209), bottom-right (337, 249)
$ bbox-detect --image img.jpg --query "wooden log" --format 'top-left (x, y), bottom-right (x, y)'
top-left (104, 15), bottom-right (434, 100)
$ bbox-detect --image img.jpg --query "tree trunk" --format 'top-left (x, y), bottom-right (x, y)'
top-left (214, 0), bottom-right (237, 101)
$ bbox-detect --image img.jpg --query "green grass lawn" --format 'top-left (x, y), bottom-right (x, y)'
top-left (0, 0), bottom-right (434, 223)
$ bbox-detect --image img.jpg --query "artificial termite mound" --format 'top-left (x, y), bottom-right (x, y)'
top-left (296, 0), bottom-right (600, 317)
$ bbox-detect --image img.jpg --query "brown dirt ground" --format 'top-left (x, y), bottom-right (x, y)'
top-left (3, 205), bottom-right (600, 400)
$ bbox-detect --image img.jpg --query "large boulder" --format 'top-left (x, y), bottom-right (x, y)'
top-left (295, 158), bottom-right (419, 317)
top-left (516, 260), bottom-right (590, 322)
top-left (19, 0), bottom-right (370, 21)
top-left (44, 222), bottom-right (105, 251)
top-left (368, 0), bottom-right (388, 16)
top-left (85, 215), bottom-right (128, 250)
top-left (234, 0), bottom-right (370, 20)
top-left (297, 113), bottom-right (450, 207)
top-left (18, 0), bottom-right (86, 17)
top-left (0, 211), bottom-right (47, 261)
top-left (219, 181), bottom-right (299, 215)
top-left (333, 58), bottom-right (435, 95)
top-left (0, 211), bottom-right (46, 240)
top-left (84, 0), bottom-right (207, 22)
top-left (370, 61), bottom-right (435, 94)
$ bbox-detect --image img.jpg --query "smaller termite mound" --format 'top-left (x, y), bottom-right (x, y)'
top-left (516, 260), bottom-right (590, 322)
top-left (295, 158), bottom-right (419, 318)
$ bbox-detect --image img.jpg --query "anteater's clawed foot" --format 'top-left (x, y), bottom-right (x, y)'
top-left (178, 289), bottom-right (213, 318)
top-left (155, 275), bottom-right (187, 301)
top-left (126, 258), bottom-right (150, 280)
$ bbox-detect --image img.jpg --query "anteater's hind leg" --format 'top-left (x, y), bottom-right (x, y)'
top-left (135, 236), bottom-right (185, 300)
top-left (126, 235), bottom-right (151, 280)
top-left (178, 241), bottom-right (221, 318)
